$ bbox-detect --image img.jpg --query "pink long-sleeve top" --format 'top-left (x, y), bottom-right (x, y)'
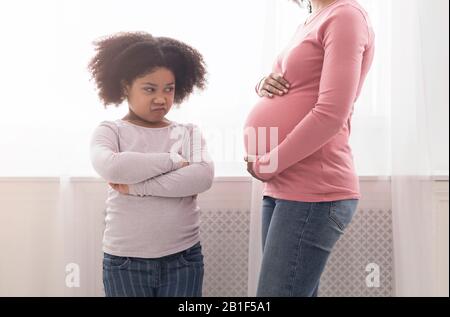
top-left (244, 0), bottom-right (375, 202)
top-left (90, 119), bottom-right (214, 258)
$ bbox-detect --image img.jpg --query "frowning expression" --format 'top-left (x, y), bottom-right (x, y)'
top-left (124, 67), bottom-right (176, 123)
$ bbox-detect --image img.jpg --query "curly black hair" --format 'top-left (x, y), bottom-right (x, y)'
top-left (88, 31), bottom-right (207, 107)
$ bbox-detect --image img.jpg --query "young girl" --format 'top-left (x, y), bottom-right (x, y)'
top-left (88, 32), bottom-right (214, 297)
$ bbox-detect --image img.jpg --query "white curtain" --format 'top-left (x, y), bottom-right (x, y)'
top-left (390, 0), bottom-right (448, 296)
top-left (247, 0), bottom-right (449, 296)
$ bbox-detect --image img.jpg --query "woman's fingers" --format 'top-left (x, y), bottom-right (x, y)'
top-left (260, 88), bottom-right (273, 98)
top-left (267, 77), bottom-right (289, 94)
top-left (263, 84), bottom-right (283, 97)
top-left (247, 162), bottom-right (266, 182)
top-left (260, 73), bottom-right (290, 97)
top-left (270, 73), bottom-right (290, 88)
top-left (263, 82), bottom-right (284, 96)
top-left (245, 155), bottom-right (258, 162)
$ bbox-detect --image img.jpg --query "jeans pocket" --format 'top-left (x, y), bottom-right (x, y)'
top-left (179, 242), bottom-right (204, 266)
top-left (103, 253), bottom-right (131, 270)
top-left (328, 199), bottom-right (358, 231)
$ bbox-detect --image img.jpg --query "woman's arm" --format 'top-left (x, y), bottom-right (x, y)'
top-left (90, 121), bottom-right (185, 184)
top-left (253, 5), bottom-right (370, 180)
top-left (128, 124), bottom-right (215, 197)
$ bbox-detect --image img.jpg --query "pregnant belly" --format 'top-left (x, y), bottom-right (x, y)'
top-left (244, 93), bottom-right (317, 156)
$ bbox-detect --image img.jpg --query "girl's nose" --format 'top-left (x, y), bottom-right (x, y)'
top-left (153, 97), bottom-right (166, 105)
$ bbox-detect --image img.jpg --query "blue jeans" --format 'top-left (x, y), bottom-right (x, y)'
top-left (257, 196), bottom-right (358, 297)
top-left (103, 242), bottom-right (204, 297)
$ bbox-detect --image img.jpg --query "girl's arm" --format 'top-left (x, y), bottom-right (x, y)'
top-left (129, 124), bottom-right (215, 197)
top-left (90, 121), bottom-right (185, 184)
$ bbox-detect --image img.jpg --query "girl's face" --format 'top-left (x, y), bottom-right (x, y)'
top-left (124, 67), bottom-right (175, 123)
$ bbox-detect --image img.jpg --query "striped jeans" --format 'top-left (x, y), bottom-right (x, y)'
top-left (103, 242), bottom-right (204, 297)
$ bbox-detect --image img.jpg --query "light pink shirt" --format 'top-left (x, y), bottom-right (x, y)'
top-left (244, 0), bottom-right (375, 202)
top-left (90, 119), bottom-right (214, 258)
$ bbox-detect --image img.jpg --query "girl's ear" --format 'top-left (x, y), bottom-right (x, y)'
top-left (121, 80), bottom-right (129, 97)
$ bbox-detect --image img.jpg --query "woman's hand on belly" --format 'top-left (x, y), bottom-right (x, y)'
top-left (244, 156), bottom-right (271, 183)
top-left (257, 73), bottom-right (290, 98)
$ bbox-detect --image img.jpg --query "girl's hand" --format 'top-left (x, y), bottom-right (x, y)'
top-left (257, 73), bottom-right (290, 98)
top-left (109, 183), bottom-right (130, 195)
top-left (180, 161), bottom-right (190, 168)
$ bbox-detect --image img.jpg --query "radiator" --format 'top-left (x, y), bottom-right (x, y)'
top-left (200, 206), bottom-right (394, 297)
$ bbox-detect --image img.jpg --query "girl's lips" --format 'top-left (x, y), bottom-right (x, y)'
top-left (151, 107), bottom-right (166, 112)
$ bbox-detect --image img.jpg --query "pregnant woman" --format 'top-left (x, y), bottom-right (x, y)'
top-left (244, 0), bottom-right (375, 296)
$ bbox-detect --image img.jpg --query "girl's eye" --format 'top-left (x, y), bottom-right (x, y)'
top-left (143, 87), bottom-right (173, 93)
